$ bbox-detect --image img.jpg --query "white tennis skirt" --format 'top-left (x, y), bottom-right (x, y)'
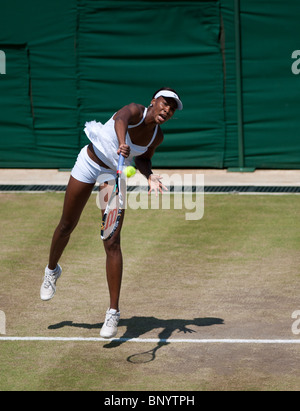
top-left (71, 145), bottom-right (116, 185)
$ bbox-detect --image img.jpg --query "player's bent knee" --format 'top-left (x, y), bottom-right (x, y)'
top-left (103, 237), bottom-right (121, 255)
top-left (58, 220), bottom-right (78, 237)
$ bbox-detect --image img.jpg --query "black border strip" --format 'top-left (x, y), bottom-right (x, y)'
top-left (1, 185), bottom-right (300, 193)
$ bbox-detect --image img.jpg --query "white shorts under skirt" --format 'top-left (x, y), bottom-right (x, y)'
top-left (71, 145), bottom-right (116, 185)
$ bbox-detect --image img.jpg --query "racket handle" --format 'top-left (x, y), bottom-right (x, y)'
top-left (117, 154), bottom-right (125, 174)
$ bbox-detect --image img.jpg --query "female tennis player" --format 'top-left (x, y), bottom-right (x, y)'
top-left (40, 87), bottom-right (183, 338)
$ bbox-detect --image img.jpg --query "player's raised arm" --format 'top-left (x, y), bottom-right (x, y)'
top-left (113, 103), bottom-right (145, 158)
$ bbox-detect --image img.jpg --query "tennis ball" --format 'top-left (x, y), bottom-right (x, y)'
top-left (124, 166), bottom-right (136, 178)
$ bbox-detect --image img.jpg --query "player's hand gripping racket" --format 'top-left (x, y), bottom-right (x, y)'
top-left (101, 154), bottom-right (125, 241)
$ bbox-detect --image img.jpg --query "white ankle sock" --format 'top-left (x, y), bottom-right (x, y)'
top-left (46, 265), bottom-right (58, 275)
top-left (108, 308), bottom-right (119, 315)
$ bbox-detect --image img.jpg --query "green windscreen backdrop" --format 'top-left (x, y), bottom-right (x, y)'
top-left (236, 0), bottom-right (300, 169)
top-left (0, 0), bottom-right (299, 169)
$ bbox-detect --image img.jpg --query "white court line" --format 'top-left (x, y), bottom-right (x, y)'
top-left (1, 336), bottom-right (300, 344)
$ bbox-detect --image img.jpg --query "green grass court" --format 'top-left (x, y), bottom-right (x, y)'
top-left (1, 192), bottom-right (300, 391)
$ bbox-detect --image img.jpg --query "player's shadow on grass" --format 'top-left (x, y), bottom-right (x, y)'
top-left (49, 316), bottom-right (224, 363)
top-left (107, 316), bottom-right (224, 363)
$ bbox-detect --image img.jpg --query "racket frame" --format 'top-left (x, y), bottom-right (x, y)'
top-left (100, 154), bottom-right (125, 241)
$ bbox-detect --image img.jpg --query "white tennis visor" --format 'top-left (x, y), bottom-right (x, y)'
top-left (154, 90), bottom-right (183, 111)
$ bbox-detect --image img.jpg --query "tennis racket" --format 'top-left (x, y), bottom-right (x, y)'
top-left (127, 342), bottom-right (168, 364)
top-left (127, 346), bottom-right (159, 364)
top-left (101, 154), bottom-right (125, 241)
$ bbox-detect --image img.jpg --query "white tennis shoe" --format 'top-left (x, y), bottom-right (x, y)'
top-left (40, 264), bottom-right (62, 301)
top-left (100, 308), bottom-right (120, 338)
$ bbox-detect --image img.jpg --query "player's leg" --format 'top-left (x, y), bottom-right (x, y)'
top-left (48, 176), bottom-right (95, 269)
top-left (103, 212), bottom-right (125, 312)
top-left (40, 176), bottom-right (95, 301)
top-left (99, 182), bottom-right (125, 338)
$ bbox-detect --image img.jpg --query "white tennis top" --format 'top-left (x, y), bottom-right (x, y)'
top-left (84, 107), bottom-right (158, 170)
